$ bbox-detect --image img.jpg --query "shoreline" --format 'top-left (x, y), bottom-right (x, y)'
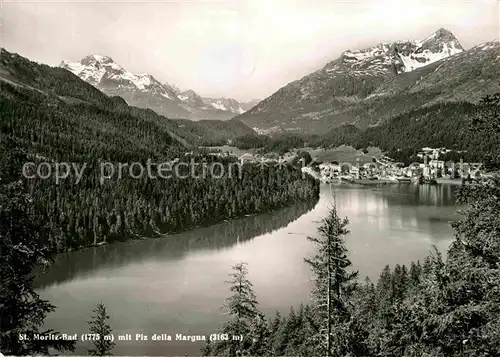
top-left (320, 178), bottom-right (464, 186)
top-left (322, 178), bottom-right (408, 185)
top-left (435, 178), bottom-right (464, 185)
top-left (354, 179), bottom-right (402, 185)
top-left (51, 195), bottom-right (321, 256)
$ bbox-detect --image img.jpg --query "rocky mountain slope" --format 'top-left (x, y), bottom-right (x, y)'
top-left (60, 55), bottom-right (260, 121)
top-left (235, 28), bottom-right (499, 134)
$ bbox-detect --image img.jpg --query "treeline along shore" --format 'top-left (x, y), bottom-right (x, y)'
top-left (33, 199), bottom-right (317, 289)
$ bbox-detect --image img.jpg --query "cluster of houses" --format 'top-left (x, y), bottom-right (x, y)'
top-left (313, 153), bottom-right (485, 183)
top-left (206, 151), bottom-right (297, 164)
top-left (202, 146), bottom-right (490, 184)
top-left (416, 147), bottom-right (452, 160)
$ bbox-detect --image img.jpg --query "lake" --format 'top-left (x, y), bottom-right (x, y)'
top-left (36, 183), bottom-right (460, 356)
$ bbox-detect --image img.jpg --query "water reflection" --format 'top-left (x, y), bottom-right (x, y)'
top-left (369, 183), bottom-right (458, 206)
top-left (341, 185), bottom-right (459, 227)
top-left (326, 184), bottom-right (459, 278)
top-left (35, 200), bottom-right (318, 289)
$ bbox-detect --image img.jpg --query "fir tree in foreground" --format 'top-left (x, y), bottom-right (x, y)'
top-left (87, 302), bottom-right (115, 356)
top-left (201, 262), bottom-right (264, 357)
top-left (0, 139), bottom-right (75, 355)
top-left (304, 204), bottom-right (368, 357)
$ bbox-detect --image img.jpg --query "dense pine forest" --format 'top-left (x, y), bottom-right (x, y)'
top-left (172, 118), bottom-right (259, 147)
top-left (201, 92), bottom-right (500, 357)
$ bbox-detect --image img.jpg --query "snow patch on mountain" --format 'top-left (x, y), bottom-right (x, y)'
top-left (397, 41), bottom-right (463, 72)
top-left (129, 74), bottom-right (152, 91)
top-left (211, 101), bottom-right (227, 111)
top-left (161, 92), bottom-right (173, 100)
top-left (60, 58), bottom-right (107, 85)
top-left (477, 41), bottom-right (500, 51)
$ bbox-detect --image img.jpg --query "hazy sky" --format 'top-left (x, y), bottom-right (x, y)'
top-left (2, 0), bottom-right (499, 101)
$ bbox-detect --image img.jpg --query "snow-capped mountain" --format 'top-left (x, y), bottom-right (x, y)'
top-left (207, 98), bottom-right (245, 114)
top-left (60, 55), bottom-right (260, 120)
top-left (235, 28), bottom-right (479, 134)
top-left (61, 55), bottom-right (182, 99)
top-left (175, 89), bottom-right (260, 119)
top-left (323, 28), bottom-right (463, 76)
top-left (176, 89), bottom-right (244, 114)
top-left (177, 89), bottom-right (205, 108)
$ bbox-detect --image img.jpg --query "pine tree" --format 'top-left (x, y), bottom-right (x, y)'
top-left (360, 277), bottom-right (384, 353)
top-left (304, 204), bottom-right (362, 357)
top-left (87, 303), bottom-right (115, 356)
top-left (268, 310), bottom-right (282, 343)
top-left (408, 261), bottom-right (422, 291)
top-left (205, 262), bottom-right (260, 357)
top-left (247, 311), bottom-right (271, 356)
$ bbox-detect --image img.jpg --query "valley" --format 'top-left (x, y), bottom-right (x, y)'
top-left (47, 28), bottom-right (500, 166)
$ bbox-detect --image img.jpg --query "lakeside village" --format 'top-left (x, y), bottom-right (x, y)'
top-left (203, 147), bottom-right (494, 185)
top-left (304, 147), bottom-right (492, 185)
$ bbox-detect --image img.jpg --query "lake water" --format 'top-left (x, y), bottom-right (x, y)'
top-left (36, 183), bottom-right (460, 356)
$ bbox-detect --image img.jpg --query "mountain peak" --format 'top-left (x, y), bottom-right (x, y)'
top-left (433, 27), bottom-right (455, 38)
top-left (324, 28), bottom-right (464, 75)
top-left (416, 28), bottom-right (464, 62)
top-left (423, 28), bottom-right (460, 44)
top-left (182, 89), bottom-right (198, 96)
top-left (81, 54), bottom-right (114, 66)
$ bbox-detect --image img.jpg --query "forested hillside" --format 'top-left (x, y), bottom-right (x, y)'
top-left (0, 49), bottom-right (319, 253)
top-left (172, 118), bottom-right (258, 146)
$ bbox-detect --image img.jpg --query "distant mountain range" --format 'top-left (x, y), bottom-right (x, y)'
top-left (0, 48), bottom-right (257, 148)
top-left (60, 55), bottom-right (260, 121)
top-left (234, 28), bottom-right (500, 134)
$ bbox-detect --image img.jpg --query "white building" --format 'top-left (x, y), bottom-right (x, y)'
top-left (429, 160), bottom-right (445, 169)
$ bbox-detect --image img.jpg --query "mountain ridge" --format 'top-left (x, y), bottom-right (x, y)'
top-left (234, 28), bottom-right (499, 134)
top-left (60, 55), bottom-right (261, 121)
